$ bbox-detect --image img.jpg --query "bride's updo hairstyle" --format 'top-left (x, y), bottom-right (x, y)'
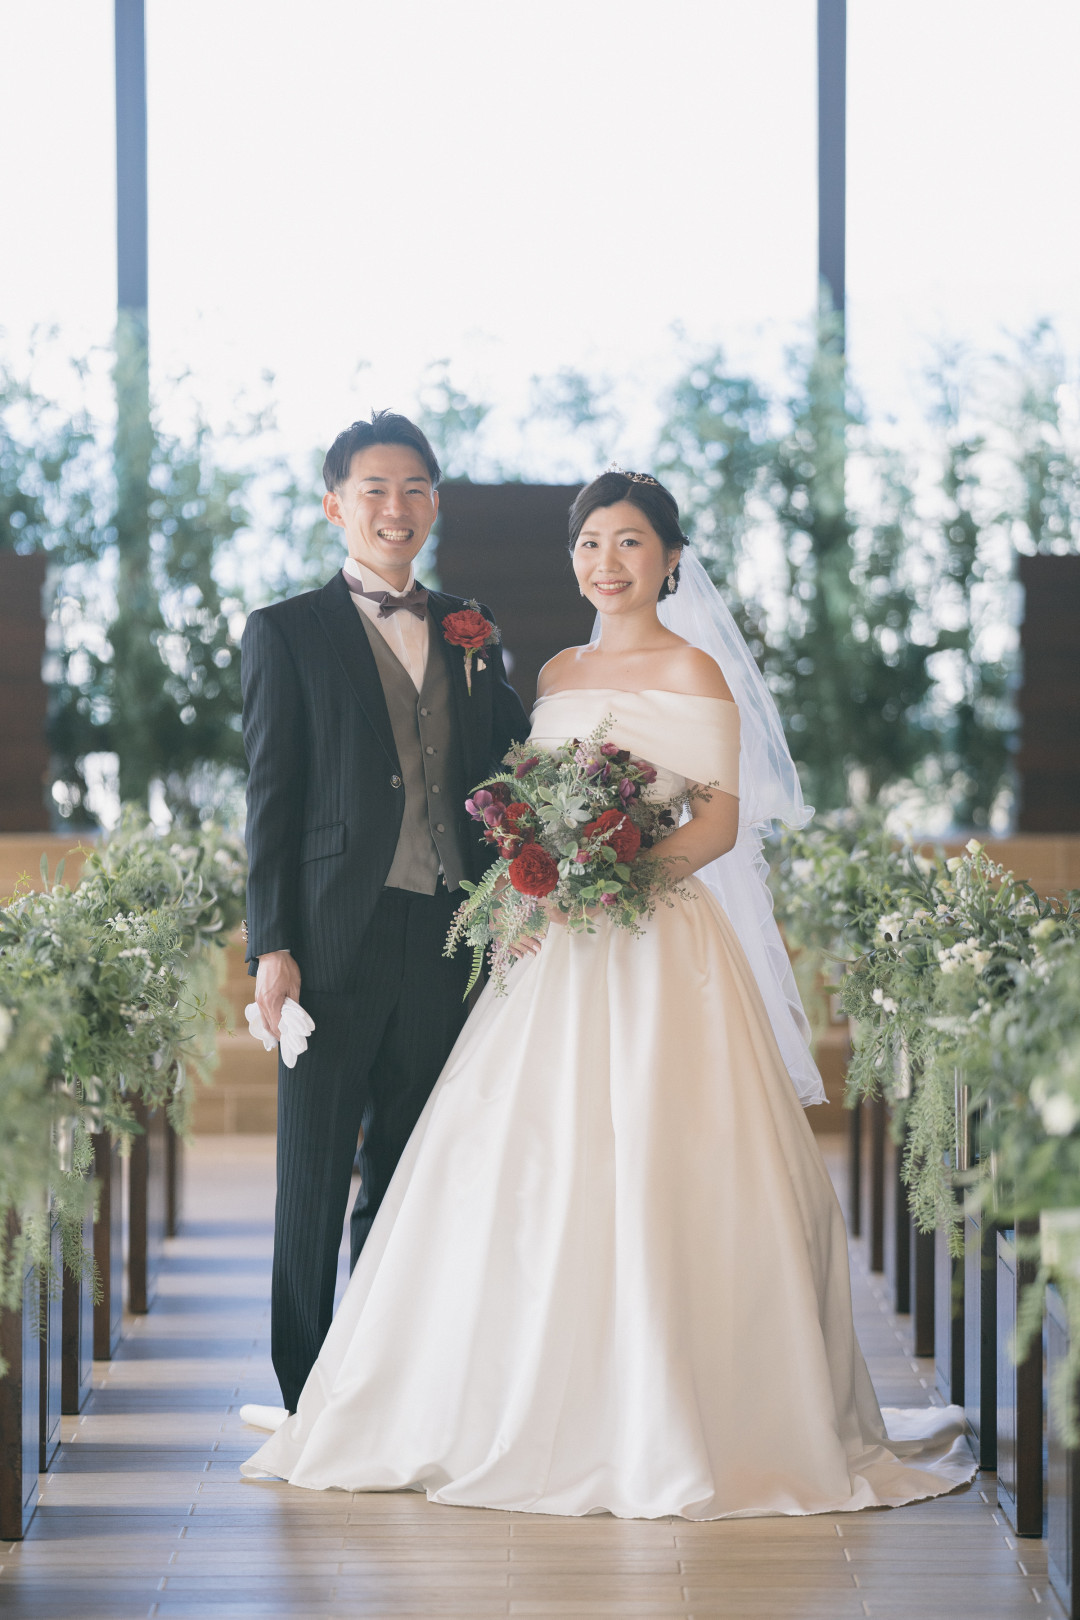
top-left (568, 470), bottom-right (689, 600)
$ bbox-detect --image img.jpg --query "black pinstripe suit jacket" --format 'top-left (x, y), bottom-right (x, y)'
top-left (240, 570), bottom-right (530, 991)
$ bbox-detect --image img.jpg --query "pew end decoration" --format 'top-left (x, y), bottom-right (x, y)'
top-left (770, 815), bottom-right (1080, 1437)
top-left (0, 813), bottom-right (247, 1351)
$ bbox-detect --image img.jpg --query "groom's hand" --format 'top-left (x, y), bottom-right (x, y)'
top-left (255, 949), bottom-right (302, 1041)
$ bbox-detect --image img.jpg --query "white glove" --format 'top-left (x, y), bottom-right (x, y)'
top-left (244, 997), bottom-right (315, 1069)
top-left (239, 1403), bottom-right (290, 1432)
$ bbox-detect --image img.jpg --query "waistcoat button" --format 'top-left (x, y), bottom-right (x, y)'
top-left (435, 823), bottom-right (445, 834)
top-left (391, 774), bottom-right (402, 788)
top-left (420, 707), bottom-right (430, 717)
top-left (425, 745), bottom-right (436, 755)
top-left (431, 784), bottom-right (441, 793)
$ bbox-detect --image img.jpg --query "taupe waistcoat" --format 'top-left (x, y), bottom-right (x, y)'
top-left (358, 613), bottom-right (468, 894)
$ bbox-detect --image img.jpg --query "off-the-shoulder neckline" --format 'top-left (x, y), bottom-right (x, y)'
top-left (534, 686), bottom-right (737, 707)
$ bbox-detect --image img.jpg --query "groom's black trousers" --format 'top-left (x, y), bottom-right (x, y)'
top-left (271, 883), bottom-right (471, 1412)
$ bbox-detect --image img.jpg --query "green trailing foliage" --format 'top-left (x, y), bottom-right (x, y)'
top-left (0, 813), bottom-right (247, 1340)
top-left (770, 816), bottom-right (1080, 1435)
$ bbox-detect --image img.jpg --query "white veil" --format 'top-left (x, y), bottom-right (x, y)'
top-left (596, 548), bottom-right (826, 1107)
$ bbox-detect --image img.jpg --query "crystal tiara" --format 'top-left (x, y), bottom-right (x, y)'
top-left (603, 461), bottom-right (660, 487)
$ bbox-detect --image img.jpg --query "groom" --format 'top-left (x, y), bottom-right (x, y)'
top-left (241, 410), bottom-right (529, 1412)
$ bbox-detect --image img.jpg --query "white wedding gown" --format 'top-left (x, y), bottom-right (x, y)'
top-left (242, 690), bottom-right (974, 1518)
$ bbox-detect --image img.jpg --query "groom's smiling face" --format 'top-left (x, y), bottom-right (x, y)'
top-left (323, 444), bottom-right (439, 588)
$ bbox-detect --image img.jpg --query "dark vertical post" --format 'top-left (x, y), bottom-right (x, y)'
top-left (115, 0), bottom-right (148, 319)
top-left (61, 1205), bottom-right (94, 1414)
top-left (114, 0), bottom-right (156, 806)
top-left (817, 0), bottom-right (846, 323)
top-left (92, 1134), bottom-right (124, 1360)
top-left (128, 1099), bottom-right (167, 1314)
top-left (868, 1093), bottom-right (886, 1273)
top-left (996, 1221), bottom-right (1043, 1537)
top-left (847, 1097), bottom-right (862, 1235)
top-left (39, 1210), bottom-right (63, 1472)
top-left (0, 1216), bottom-right (40, 1539)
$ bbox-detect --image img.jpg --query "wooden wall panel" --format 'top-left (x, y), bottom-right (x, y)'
top-left (435, 484), bottom-right (592, 710)
top-left (0, 551), bottom-right (49, 832)
top-left (1017, 554), bottom-right (1080, 832)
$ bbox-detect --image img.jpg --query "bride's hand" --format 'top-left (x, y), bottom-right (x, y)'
top-left (507, 896), bottom-right (565, 959)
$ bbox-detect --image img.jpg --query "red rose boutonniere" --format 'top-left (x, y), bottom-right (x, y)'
top-left (442, 600), bottom-right (501, 695)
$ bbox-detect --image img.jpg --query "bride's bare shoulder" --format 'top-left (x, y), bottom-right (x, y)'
top-left (536, 645), bottom-right (589, 698)
top-left (661, 642), bottom-right (734, 701)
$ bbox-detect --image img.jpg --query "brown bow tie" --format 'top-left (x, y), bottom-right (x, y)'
top-left (343, 571), bottom-right (429, 620)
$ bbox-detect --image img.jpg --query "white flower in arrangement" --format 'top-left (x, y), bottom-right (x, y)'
top-left (1031, 1077), bottom-right (1080, 1137)
top-left (965, 838), bottom-right (983, 856)
top-left (909, 908), bottom-right (932, 926)
top-left (945, 856), bottom-right (963, 874)
top-left (871, 987), bottom-right (899, 1015)
top-left (938, 937), bottom-right (992, 975)
top-left (790, 858), bottom-right (815, 884)
top-left (912, 854), bottom-right (935, 876)
top-left (1031, 917), bottom-right (1058, 941)
top-left (876, 912), bottom-right (906, 942)
top-left (0, 1004), bottom-right (12, 1053)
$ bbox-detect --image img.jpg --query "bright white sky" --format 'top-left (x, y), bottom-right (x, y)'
top-left (2, 0), bottom-right (1079, 472)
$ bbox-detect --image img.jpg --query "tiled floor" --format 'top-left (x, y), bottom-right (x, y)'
top-left (0, 1135), bottom-right (1060, 1618)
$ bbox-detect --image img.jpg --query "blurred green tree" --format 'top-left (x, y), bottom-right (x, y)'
top-left (658, 324), bottom-right (939, 811)
top-left (0, 346), bottom-right (257, 823)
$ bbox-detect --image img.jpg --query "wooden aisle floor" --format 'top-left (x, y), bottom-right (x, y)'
top-left (0, 1135), bottom-right (1060, 1620)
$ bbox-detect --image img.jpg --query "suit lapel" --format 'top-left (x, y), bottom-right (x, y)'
top-left (310, 572), bottom-right (399, 772)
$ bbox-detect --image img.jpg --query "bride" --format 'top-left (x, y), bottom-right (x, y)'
top-left (241, 469), bottom-right (974, 1519)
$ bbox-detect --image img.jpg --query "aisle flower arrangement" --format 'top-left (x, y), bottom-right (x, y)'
top-left (770, 816), bottom-right (1080, 1429)
top-left (0, 812), bottom-right (247, 1317)
top-left (445, 722), bottom-right (693, 993)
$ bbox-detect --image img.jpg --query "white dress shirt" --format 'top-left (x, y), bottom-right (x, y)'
top-left (343, 556), bottom-right (430, 693)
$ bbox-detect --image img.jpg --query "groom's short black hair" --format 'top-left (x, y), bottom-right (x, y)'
top-left (322, 410), bottom-right (442, 492)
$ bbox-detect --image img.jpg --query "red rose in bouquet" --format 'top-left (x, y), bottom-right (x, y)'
top-left (583, 808), bottom-right (641, 863)
top-left (492, 803), bottom-right (534, 860)
top-left (509, 843), bottom-right (560, 897)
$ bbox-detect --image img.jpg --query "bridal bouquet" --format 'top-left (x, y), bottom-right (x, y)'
top-left (445, 721), bottom-right (692, 993)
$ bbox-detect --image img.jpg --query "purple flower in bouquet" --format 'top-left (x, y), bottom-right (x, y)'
top-left (465, 790), bottom-right (494, 821)
top-left (618, 778), bottom-right (636, 803)
top-left (514, 756), bottom-right (540, 778)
